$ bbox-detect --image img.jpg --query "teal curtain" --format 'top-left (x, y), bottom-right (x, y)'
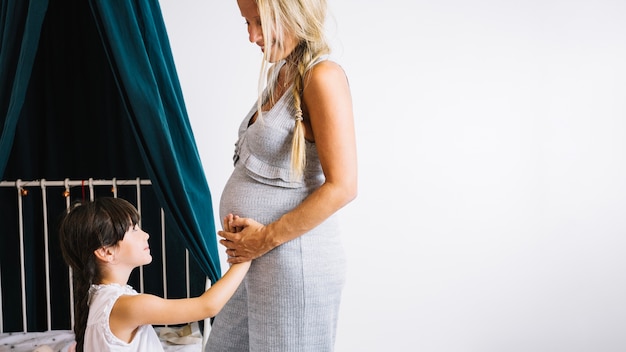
top-left (0, 0), bottom-right (221, 285)
top-left (0, 0), bottom-right (49, 163)
top-left (86, 0), bottom-right (222, 283)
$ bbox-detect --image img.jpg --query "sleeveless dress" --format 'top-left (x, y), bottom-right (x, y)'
top-left (205, 59), bottom-right (347, 352)
top-left (84, 284), bottom-right (164, 351)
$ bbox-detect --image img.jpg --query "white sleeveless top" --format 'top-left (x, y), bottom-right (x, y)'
top-left (84, 284), bottom-right (164, 352)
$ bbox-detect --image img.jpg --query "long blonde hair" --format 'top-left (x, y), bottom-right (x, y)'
top-left (256, 0), bottom-right (330, 179)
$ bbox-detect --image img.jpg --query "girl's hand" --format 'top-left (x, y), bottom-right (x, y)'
top-left (218, 215), bottom-right (275, 263)
top-left (222, 214), bottom-right (242, 233)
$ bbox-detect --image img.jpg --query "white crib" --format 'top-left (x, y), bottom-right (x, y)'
top-left (0, 178), bottom-right (206, 352)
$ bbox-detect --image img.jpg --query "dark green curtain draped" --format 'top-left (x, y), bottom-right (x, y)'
top-left (0, 1), bottom-right (48, 160)
top-left (0, 0), bottom-right (221, 284)
top-left (86, 0), bottom-right (221, 283)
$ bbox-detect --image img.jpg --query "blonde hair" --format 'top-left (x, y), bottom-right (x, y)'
top-left (256, 0), bottom-right (330, 179)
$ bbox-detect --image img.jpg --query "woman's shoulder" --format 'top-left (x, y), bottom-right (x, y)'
top-left (308, 58), bottom-right (345, 77)
top-left (304, 59), bottom-right (349, 92)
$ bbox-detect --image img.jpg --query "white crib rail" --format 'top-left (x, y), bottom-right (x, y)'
top-left (0, 178), bottom-right (193, 333)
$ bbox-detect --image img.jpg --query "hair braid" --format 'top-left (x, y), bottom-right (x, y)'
top-left (72, 261), bottom-right (99, 352)
top-left (289, 46), bottom-right (309, 179)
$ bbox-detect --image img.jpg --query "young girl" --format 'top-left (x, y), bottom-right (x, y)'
top-left (58, 197), bottom-right (249, 352)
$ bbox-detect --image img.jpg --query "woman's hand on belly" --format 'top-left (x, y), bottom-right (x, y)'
top-left (219, 214), bottom-right (278, 264)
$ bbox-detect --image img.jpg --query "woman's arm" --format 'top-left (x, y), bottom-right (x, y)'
top-left (220, 60), bottom-right (357, 263)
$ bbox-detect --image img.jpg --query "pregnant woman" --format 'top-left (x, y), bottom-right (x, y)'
top-left (205, 0), bottom-right (357, 351)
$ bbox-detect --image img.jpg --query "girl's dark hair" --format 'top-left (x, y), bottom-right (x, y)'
top-left (58, 197), bottom-right (140, 352)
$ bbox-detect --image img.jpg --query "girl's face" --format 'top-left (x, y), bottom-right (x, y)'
top-left (237, 0), bottom-right (298, 63)
top-left (115, 224), bottom-right (152, 268)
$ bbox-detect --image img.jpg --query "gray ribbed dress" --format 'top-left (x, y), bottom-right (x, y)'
top-left (205, 59), bottom-right (346, 352)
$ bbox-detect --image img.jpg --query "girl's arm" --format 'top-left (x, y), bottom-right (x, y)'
top-left (109, 260), bottom-right (250, 343)
top-left (220, 60), bottom-right (357, 263)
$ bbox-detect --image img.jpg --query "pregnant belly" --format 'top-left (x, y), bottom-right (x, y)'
top-left (219, 166), bottom-right (311, 224)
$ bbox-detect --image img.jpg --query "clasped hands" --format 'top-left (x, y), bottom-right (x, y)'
top-left (219, 214), bottom-right (272, 264)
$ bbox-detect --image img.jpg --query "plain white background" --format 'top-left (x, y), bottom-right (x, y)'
top-left (159, 1), bottom-right (626, 351)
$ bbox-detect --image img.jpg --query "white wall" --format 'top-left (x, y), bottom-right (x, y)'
top-left (159, 1), bottom-right (626, 351)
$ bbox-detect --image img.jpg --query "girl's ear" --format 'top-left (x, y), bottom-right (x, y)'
top-left (94, 246), bottom-right (115, 263)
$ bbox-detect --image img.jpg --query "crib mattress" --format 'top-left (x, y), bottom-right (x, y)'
top-left (0, 325), bottom-right (203, 352)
